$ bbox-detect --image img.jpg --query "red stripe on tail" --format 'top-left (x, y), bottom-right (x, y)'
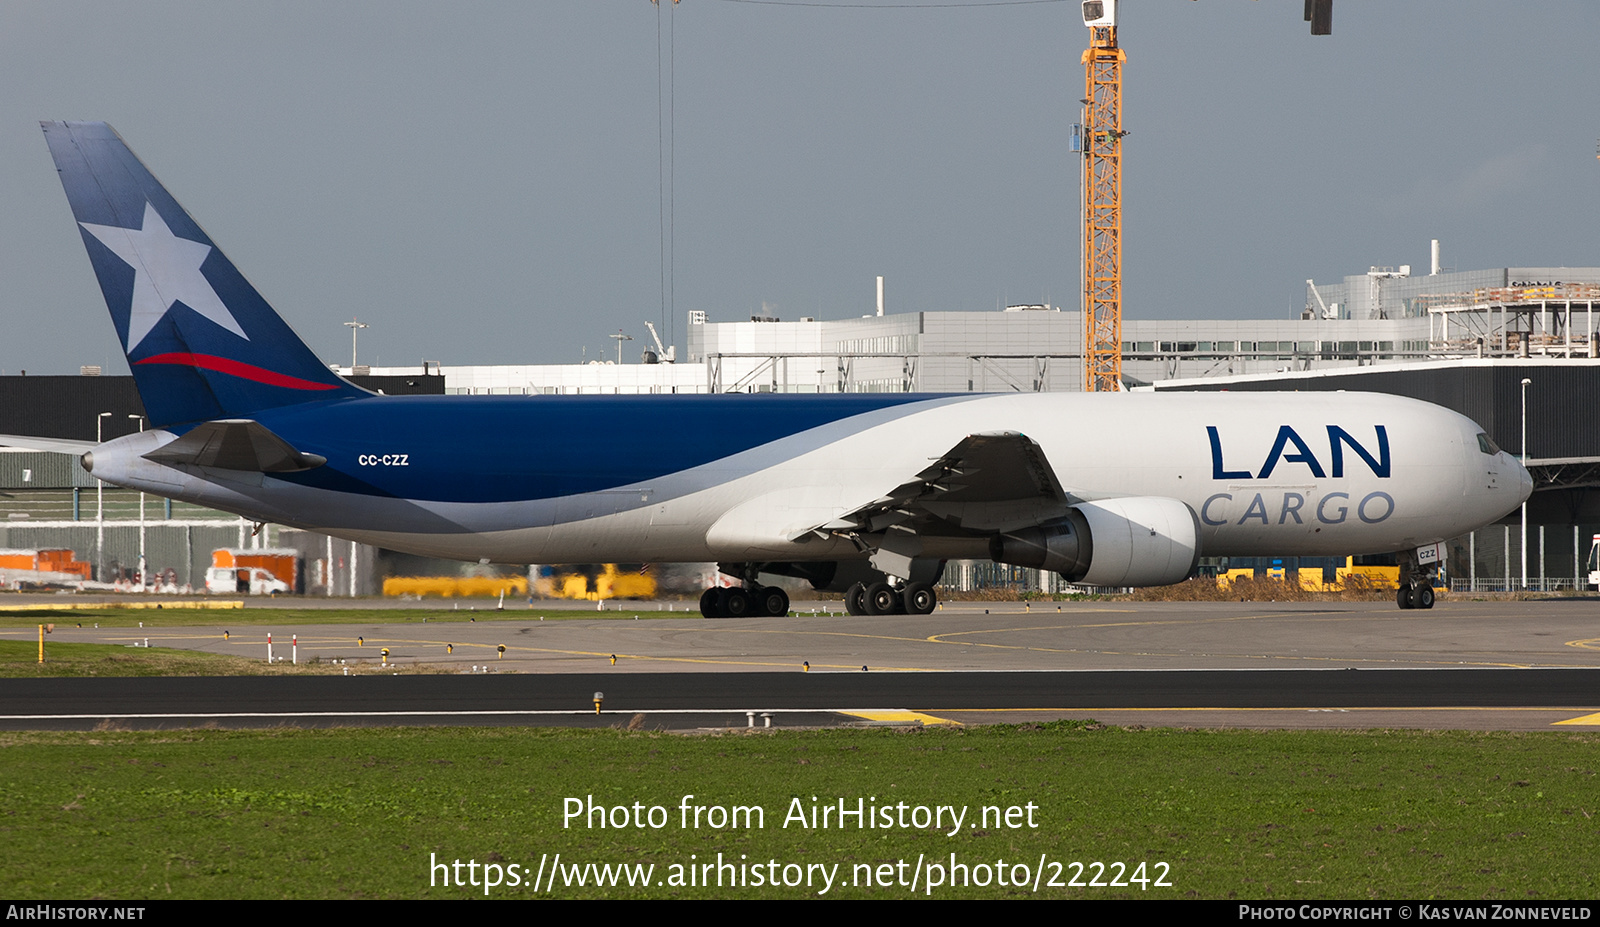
top-left (134, 353), bottom-right (341, 391)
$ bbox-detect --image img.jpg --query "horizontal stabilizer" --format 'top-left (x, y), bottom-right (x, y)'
top-left (0, 434), bottom-right (100, 455)
top-left (143, 419), bottom-right (326, 472)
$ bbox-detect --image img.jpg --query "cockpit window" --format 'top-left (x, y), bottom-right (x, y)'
top-left (1477, 433), bottom-right (1501, 455)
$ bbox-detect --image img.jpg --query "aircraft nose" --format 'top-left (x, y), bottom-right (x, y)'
top-left (1514, 456), bottom-right (1533, 503)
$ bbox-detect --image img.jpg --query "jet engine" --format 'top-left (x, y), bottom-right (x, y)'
top-left (990, 496), bottom-right (1201, 587)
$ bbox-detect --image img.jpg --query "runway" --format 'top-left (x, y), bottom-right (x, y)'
top-left (3, 668), bottom-right (1600, 732)
top-left (3, 598), bottom-right (1599, 731)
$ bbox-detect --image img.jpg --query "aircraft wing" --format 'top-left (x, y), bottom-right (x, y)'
top-left (142, 419), bottom-right (326, 472)
top-left (809, 431), bottom-right (1074, 577)
top-left (0, 434), bottom-right (99, 455)
top-left (858, 429), bottom-right (1068, 522)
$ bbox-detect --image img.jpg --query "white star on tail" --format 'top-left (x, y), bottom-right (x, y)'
top-left (79, 201), bottom-right (248, 352)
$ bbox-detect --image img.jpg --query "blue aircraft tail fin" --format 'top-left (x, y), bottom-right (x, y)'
top-left (42, 121), bottom-right (367, 429)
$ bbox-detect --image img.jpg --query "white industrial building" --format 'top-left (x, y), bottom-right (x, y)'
top-left (352, 265), bottom-right (1600, 396)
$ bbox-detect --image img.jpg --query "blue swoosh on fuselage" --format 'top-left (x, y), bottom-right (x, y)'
top-left (242, 393), bottom-right (951, 504)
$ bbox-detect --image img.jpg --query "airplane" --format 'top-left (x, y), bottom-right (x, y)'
top-left (5, 121), bottom-right (1531, 616)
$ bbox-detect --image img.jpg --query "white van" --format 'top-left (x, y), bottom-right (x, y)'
top-left (205, 567), bottom-right (291, 596)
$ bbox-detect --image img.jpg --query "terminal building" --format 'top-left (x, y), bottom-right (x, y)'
top-left (3, 263), bottom-right (1597, 595)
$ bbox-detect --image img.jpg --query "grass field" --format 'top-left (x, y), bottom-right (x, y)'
top-left (0, 639), bottom-right (429, 677)
top-left (0, 724), bottom-right (1595, 899)
top-left (0, 605), bottom-right (708, 628)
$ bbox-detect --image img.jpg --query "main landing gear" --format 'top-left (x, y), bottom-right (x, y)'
top-left (695, 560), bottom-right (944, 618)
top-left (845, 580), bottom-right (937, 616)
top-left (699, 584), bottom-right (790, 619)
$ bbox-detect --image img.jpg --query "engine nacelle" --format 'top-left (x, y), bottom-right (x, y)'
top-left (988, 510), bottom-right (1093, 578)
top-left (990, 496), bottom-right (1201, 588)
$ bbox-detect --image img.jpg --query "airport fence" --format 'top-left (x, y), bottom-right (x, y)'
top-left (1448, 578), bottom-right (1588, 593)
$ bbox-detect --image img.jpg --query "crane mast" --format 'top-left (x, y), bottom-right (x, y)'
top-left (1080, 4), bottom-right (1125, 392)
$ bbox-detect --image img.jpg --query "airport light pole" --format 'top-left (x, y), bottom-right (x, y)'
top-left (344, 318), bottom-right (368, 369)
top-left (1521, 377), bottom-right (1531, 589)
top-left (610, 329), bottom-right (633, 365)
top-left (130, 414), bottom-right (146, 591)
top-left (95, 412), bottom-right (111, 582)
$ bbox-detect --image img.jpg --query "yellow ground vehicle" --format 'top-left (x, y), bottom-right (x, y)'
top-left (1216, 555), bottom-right (1410, 592)
top-left (1217, 567), bottom-right (1257, 588)
top-left (533, 564), bottom-right (657, 601)
top-left (1334, 554), bottom-right (1401, 591)
top-left (382, 574), bottom-right (529, 598)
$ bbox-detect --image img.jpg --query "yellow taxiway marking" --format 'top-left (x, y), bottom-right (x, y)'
top-left (721, 628), bottom-right (947, 646)
top-left (840, 710), bottom-right (961, 726)
top-left (1566, 639), bottom-right (1600, 652)
top-left (925, 625), bottom-right (1082, 647)
top-left (691, 612), bottom-right (1384, 652)
top-left (1552, 711), bottom-right (1600, 726)
top-left (930, 609), bottom-right (1437, 638)
top-left (921, 610), bottom-right (1419, 645)
top-left (939, 706), bottom-right (1600, 717)
top-left (920, 629), bottom-right (1549, 668)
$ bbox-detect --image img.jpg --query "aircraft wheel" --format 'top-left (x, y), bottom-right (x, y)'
top-left (758, 586), bottom-right (790, 617)
top-left (723, 587), bottom-right (752, 618)
top-left (845, 582), bottom-right (868, 616)
top-left (1412, 584), bottom-right (1435, 610)
top-left (699, 587), bottom-right (724, 619)
top-left (903, 582), bottom-right (936, 615)
top-left (1395, 583), bottom-right (1414, 610)
top-left (865, 582), bottom-right (898, 615)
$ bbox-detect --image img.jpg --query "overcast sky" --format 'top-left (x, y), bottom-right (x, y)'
top-left (0, 0), bottom-right (1595, 375)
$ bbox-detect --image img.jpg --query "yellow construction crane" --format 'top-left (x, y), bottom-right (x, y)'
top-left (1078, 1), bottom-right (1124, 392)
top-left (1077, 0), bottom-right (1332, 392)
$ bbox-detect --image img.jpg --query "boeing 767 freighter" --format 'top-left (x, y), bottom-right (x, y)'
top-left (3, 122), bottom-right (1532, 616)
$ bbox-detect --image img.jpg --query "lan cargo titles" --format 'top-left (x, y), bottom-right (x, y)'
top-left (5, 122), bottom-right (1530, 617)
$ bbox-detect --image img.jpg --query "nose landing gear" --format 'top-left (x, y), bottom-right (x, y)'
top-left (1395, 548), bottom-right (1439, 610)
top-left (1395, 582), bottom-right (1436, 610)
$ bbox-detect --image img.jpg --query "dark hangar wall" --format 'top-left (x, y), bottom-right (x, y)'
top-left (1154, 364), bottom-right (1599, 461)
top-left (0, 374), bottom-right (445, 441)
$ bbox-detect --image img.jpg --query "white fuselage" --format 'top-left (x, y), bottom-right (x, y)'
top-left (82, 391), bottom-right (1531, 568)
